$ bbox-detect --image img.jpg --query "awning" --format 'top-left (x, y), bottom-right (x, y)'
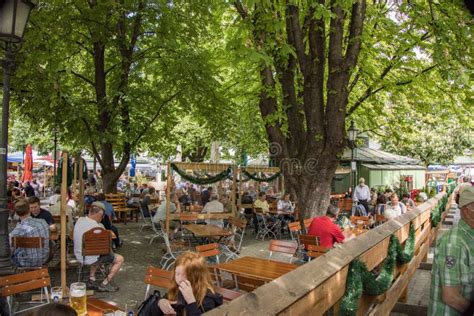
top-left (335, 167), bottom-right (351, 174)
top-left (361, 164), bottom-right (426, 170)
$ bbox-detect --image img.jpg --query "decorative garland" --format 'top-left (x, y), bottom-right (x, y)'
top-left (170, 163), bottom-right (232, 185)
top-left (431, 194), bottom-right (449, 228)
top-left (242, 170), bottom-right (281, 182)
top-left (340, 223), bottom-right (415, 315)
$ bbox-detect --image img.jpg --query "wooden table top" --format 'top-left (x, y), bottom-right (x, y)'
top-left (344, 227), bottom-right (368, 238)
top-left (169, 212), bottom-right (233, 220)
top-left (215, 256), bottom-right (297, 282)
top-left (183, 224), bottom-right (232, 237)
top-left (67, 297), bottom-right (122, 315)
top-left (87, 297), bottom-right (123, 315)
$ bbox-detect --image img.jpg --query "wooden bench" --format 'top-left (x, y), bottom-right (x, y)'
top-left (105, 193), bottom-right (137, 224)
top-left (0, 268), bottom-right (51, 314)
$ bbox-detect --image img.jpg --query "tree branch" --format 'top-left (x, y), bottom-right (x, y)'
top-left (71, 70), bottom-right (95, 87)
top-left (81, 118), bottom-right (104, 169)
top-left (286, 3), bottom-right (307, 74)
top-left (344, 0), bottom-right (367, 72)
top-left (347, 64), bottom-right (438, 115)
top-left (234, 0), bottom-right (248, 19)
top-left (130, 89), bottom-right (184, 148)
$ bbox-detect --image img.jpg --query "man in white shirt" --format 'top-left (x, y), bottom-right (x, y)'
top-left (202, 193), bottom-right (224, 227)
top-left (353, 178), bottom-right (371, 213)
top-left (385, 194), bottom-right (407, 220)
top-left (73, 203), bottom-right (124, 292)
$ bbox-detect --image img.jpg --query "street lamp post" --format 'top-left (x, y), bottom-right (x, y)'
top-left (348, 121), bottom-right (359, 197)
top-left (0, 0), bottom-right (36, 275)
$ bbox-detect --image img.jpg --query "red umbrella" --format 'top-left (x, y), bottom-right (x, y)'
top-left (21, 144), bottom-right (33, 182)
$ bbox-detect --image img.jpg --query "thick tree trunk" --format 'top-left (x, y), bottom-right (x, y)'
top-left (102, 172), bottom-right (118, 194)
top-left (282, 153), bottom-right (340, 218)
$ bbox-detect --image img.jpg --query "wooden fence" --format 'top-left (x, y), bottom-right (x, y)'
top-left (205, 191), bottom-right (454, 315)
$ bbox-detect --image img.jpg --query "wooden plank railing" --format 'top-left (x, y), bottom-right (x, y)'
top-left (205, 192), bottom-right (454, 315)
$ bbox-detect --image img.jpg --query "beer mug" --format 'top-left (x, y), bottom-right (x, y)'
top-left (356, 220), bottom-right (364, 231)
top-left (70, 282), bottom-right (87, 316)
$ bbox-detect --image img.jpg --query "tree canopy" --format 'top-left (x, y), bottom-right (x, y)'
top-left (3, 0), bottom-right (472, 202)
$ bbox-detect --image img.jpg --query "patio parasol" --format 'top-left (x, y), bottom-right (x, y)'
top-left (129, 154), bottom-right (136, 177)
top-left (21, 144), bottom-right (33, 182)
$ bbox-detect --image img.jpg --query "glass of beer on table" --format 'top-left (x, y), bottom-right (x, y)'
top-left (70, 282), bottom-right (87, 315)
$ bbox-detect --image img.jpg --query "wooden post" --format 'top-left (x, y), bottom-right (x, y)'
top-left (60, 152), bottom-right (68, 294)
top-left (398, 285), bottom-right (408, 303)
top-left (231, 165), bottom-right (237, 218)
top-left (72, 155), bottom-right (77, 198)
top-left (165, 161), bottom-right (171, 233)
top-left (281, 173), bottom-right (285, 194)
top-left (78, 158), bottom-right (84, 216)
top-left (238, 168), bottom-right (243, 206)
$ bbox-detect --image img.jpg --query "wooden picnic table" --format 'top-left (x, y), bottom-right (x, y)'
top-left (68, 297), bottom-right (122, 315)
top-left (183, 224), bottom-right (232, 238)
top-left (215, 256), bottom-right (297, 282)
top-left (169, 212), bottom-right (233, 221)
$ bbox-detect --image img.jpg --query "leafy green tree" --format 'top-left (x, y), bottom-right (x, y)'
top-left (12, 0), bottom-right (222, 192)
top-left (230, 0), bottom-right (473, 217)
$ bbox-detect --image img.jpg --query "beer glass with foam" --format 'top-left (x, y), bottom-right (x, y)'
top-left (70, 282), bottom-right (87, 315)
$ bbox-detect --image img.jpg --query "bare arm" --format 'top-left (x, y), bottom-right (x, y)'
top-left (442, 286), bottom-right (470, 313)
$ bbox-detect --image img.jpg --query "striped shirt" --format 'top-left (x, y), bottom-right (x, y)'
top-left (429, 219), bottom-right (473, 315)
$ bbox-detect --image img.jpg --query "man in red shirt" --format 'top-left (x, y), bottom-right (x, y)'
top-left (308, 205), bottom-right (353, 248)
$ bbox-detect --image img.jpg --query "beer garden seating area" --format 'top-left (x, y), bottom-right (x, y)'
top-left (2, 174), bottom-right (458, 314)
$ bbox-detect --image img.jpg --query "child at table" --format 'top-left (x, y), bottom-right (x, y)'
top-left (157, 252), bottom-right (223, 316)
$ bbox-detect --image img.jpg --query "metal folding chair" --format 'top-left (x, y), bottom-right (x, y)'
top-left (255, 209), bottom-right (277, 240)
top-left (149, 220), bottom-right (165, 245)
top-left (143, 266), bottom-right (173, 300)
top-left (77, 227), bottom-right (112, 282)
top-left (268, 240), bottom-right (298, 263)
top-left (0, 268), bottom-right (51, 315)
top-left (220, 217), bottom-right (247, 261)
top-left (159, 230), bottom-right (188, 270)
top-left (139, 205), bottom-right (153, 232)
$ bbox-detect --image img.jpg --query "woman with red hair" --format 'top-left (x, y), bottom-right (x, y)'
top-left (157, 252), bottom-right (223, 315)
